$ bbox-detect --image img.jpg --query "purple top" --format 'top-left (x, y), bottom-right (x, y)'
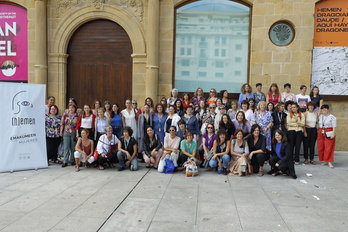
top-left (202, 133), bottom-right (217, 150)
top-left (45, 114), bottom-right (62, 138)
top-left (232, 119), bottom-right (251, 133)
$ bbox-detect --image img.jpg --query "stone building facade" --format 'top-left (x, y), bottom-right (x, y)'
top-left (2, 0), bottom-right (347, 150)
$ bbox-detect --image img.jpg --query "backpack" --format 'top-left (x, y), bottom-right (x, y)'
top-left (163, 159), bottom-right (175, 174)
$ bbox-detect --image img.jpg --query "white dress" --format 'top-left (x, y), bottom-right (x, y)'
top-left (121, 109), bottom-right (137, 139)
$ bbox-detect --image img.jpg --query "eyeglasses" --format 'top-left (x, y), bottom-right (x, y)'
top-left (169, 129), bottom-right (176, 132)
top-left (207, 127), bottom-right (213, 129)
top-left (210, 107), bottom-right (216, 109)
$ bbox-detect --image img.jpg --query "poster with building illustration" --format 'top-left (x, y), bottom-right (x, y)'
top-left (311, 0), bottom-right (348, 95)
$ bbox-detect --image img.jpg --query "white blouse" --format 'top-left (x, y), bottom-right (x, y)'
top-left (318, 114), bottom-right (336, 128)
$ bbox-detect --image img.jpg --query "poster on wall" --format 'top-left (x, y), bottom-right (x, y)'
top-left (0, 3), bottom-right (28, 82)
top-left (311, 0), bottom-right (348, 95)
top-left (0, 82), bottom-right (47, 173)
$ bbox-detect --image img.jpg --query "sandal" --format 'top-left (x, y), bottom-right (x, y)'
top-left (75, 168), bottom-right (80, 172)
top-left (258, 171), bottom-right (264, 177)
top-left (328, 163), bottom-right (334, 168)
top-left (304, 159), bottom-right (309, 164)
top-left (99, 166), bottom-right (105, 170)
top-left (321, 162), bottom-right (328, 166)
top-left (310, 160), bottom-right (316, 165)
top-left (227, 172), bottom-right (236, 176)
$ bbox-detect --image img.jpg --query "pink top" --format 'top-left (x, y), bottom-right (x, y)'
top-left (267, 93), bottom-right (280, 105)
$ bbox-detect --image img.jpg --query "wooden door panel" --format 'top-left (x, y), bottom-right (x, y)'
top-left (67, 19), bottom-right (132, 108)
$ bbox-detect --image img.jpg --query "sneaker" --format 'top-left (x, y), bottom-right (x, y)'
top-left (217, 168), bottom-right (223, 174)
top-left (61, 163), bottom-right (67, 168)
top-left (294, 162), bottom-right (300, 165)
top-left (130, 164), bottom-right (134, 171)
top-left (118, 167), bottom-right (125, 171)
top-left (222, 168), bottom-right (227, 175)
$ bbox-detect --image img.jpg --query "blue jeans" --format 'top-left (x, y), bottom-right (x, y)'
top-left (117, 151), bottom-right (138, 170)
top-left (209, 154), bottom-right (230, 169)
top-left (63, 131), bottom-right (76, 164)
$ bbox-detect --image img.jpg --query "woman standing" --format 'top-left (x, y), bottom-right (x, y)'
top-left (110, 103), bottom-right (123, 138)
top-left (74, 129), bottom-right (94, 172)
top-left (45, 96), bottom-right (55, 114)
top-left (182, 105), bottom-right (199, 141)
top-left (238, 83), bottom-right (254, 107)
top-left (254, 83), bottom-right (266, 107)
top-left (60, 104), bottom-right (79, 167)
top-left (228, 129), bottom-right (250, 176)
top-left (249, 98), bottom-right (256, 112)
top-left (303, 101), bottom-right (318, 165)
top-left (254, 101), bottom-right (273, 151)
top-left (104, 101), bottom-right (112, 119)
top-left (92, 100), bottom-right (101, 115)
top-left (167, 88), bottom-right (180, 107)
top-left (192, 87), bottom-right (206, 111)
top-left (121, 99), bottom-right (138, 139)
top-left (197, 99), bottom-right (207, 128)
top-left (246, 124), bottom-right (268, 176)
top-left (209, 129), bottom-right (231, 175)
top-left (219, 114), bottom-right (236, 140)
top-left (182, 93), bottom-right (192, 110)
top-left (117, 126), bottom-right (138, 171)
top-left (310, 86), bottom-right (323, 112)
top-left (272, 102), bottom-right (287, 136)
top-left (232, 111), bottom-right (252, 136)
top-left (220, 90), bottom-right (231, 110)
top-left (158, 126), bottom-right (181, 173)
top-left (153, 103), bottom-right (167, 144)
top-left (165, 105), bottom-right (181, 133)
top-left (266, 83), bottom-right (280, 106)
top-left (318, 105), bottom-right (336, 168)
top-left (281, 83), bottom-right (296, 102)
top-left (96, 126), bottom-right (119, 170)
top-left (144, 97), bottom-right (155, 114)
top-left (207, 88), bottom-right (218, 105)
top-left (142, 126), bottom-right (163, 168)
top-left (287, 103), bottom-right (305, 164)
top-left (94, 108), bottom-right (110, 144)
top-left (45, 105), bottom-right (62, 164)
top-left (239, 100), bottom-right (255, 123)
top-left (174, 99), bottom-right (185, 117)
top-left (227, 101), bottom-right (238, 120)
top-left (77, 105), bottom-right (96, 139)
top-left (137, 104), bottom-right (153, 154)
top-left (269, 130), bottom-right (297, 179)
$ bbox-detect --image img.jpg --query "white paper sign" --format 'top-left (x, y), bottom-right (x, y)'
top-left (0, 82), bottom-right (47, 172)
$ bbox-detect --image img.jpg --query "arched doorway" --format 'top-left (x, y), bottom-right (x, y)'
top-left (67, 19), bottom-right (133, 108)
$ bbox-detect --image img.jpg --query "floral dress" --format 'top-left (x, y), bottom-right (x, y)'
top-left (254, 111), bottom-right (273, 151)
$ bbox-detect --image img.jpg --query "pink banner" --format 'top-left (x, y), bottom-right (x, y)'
top-left (0, 4), bottom-right (27, 82)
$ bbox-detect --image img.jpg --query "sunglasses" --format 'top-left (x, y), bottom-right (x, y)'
top-left (207, 127), bottom-right (213, 129)
top-left (169, 129), bottom-right (176, 132)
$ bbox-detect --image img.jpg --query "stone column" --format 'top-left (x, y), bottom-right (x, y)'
top-left (48, 53), bottom-right (69, 113)
top-left (34, 0), bottom-right (47, 85)
top-left (145, 0), bottom-right (159, 101)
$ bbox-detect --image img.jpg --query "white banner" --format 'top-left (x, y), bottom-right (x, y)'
top-left (0, 82), bottom-right (47, 172)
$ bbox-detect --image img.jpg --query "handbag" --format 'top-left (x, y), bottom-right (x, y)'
top-left (202, 151), bottom-right (213, 168)
top-left (163, 159), bottom-right (175, 174)
top-left (184, 158), bottom-right (199, 177)
top-left (325, 131), bottom-right (333, 138)
top-left (106, 143), bottom-right (118, 159)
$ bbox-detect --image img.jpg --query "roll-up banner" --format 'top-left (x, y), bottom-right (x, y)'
top-left (0, 82), bottom-right (47, 172)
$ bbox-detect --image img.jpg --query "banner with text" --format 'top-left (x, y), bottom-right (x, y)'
top-left (312, 0), bottom-right (348, 95)
top-left (0, 3), bottom-right (28, 82)
top-left (0, 83), bottom-right (47, 172)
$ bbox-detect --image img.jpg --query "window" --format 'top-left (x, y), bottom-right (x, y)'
top-left (216, 61), bottom-right (224, 68)
top-left (180, 48), bottom-right (185, 55)
top-left (181, 59), bottom-right (190, 66)
top-left (199, 60), bottom-right (207, 67)
top-left (175, 0), bottom-right (250, 92)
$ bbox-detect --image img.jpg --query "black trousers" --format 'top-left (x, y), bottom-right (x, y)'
top-left (46, 137), bottom-right (61, 161)
top-left (287, 130), bottom-right (303, 162)
top-left (250, 152), bottom-right (270, 173)
top-left (98, 156), bottom-right (117, 166)
top-left (303, 128), bottom-right (317, 160)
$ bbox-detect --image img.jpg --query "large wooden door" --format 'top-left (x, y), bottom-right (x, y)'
top-left (67, 19), bottom-right (132, 108)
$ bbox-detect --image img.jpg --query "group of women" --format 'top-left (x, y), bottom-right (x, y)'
top-left (44, 82), bottom-right (337, 176)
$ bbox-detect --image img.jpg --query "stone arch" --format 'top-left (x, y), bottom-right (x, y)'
top-left (49, 4), bottom-right (146, 109)
top-left (52, 4), bottom-right (145, 55)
